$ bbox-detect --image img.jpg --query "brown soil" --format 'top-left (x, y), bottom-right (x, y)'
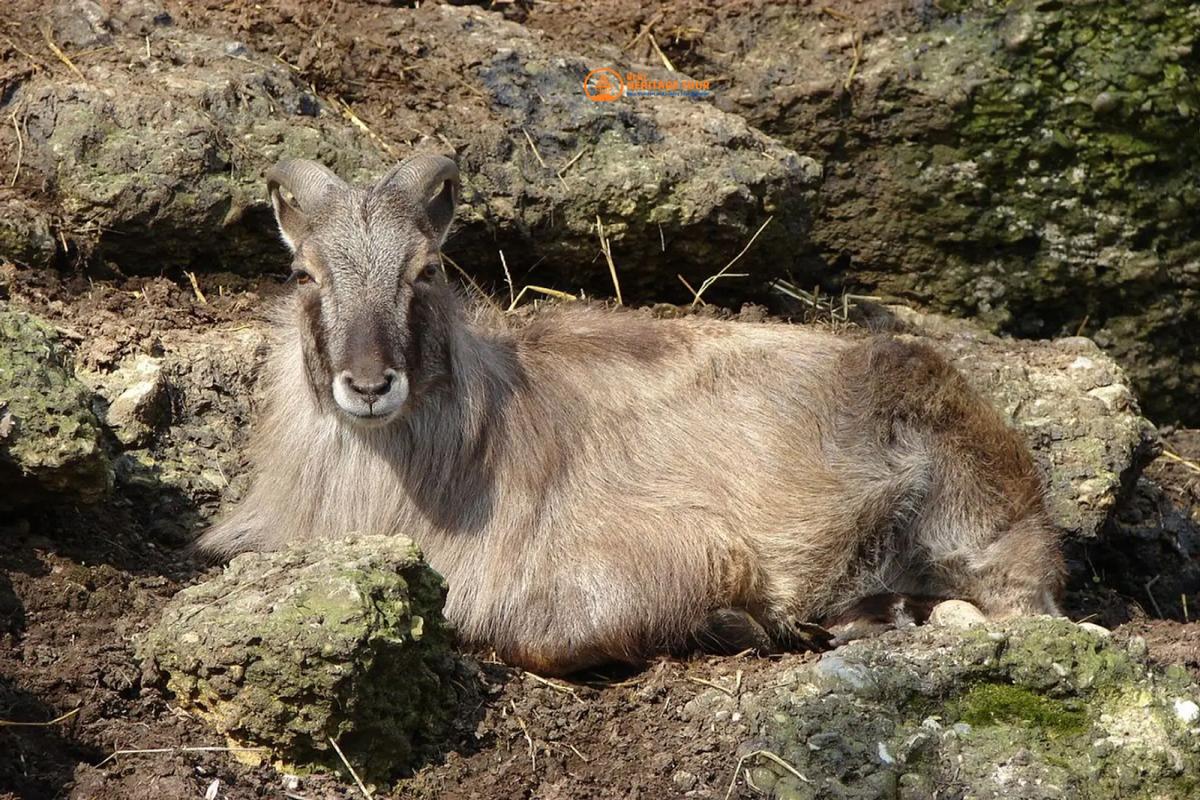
top-left (2, 2), bottom-right (1200, 799)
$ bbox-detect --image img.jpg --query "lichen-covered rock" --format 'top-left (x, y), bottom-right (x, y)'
top-left (0, 0), bottom-right (389, 274)
top-left (892, 307), bottom-right (1159, 539)
top-left (731, 619), bottom-right (1200, 799)
top-left (0, 308), bottom-right (110, 504)
top-left (137, 535), bottom-right (473, 782)
top-left (674, 0), bottom-right (1200, 423)
top-left (0, 1), bottom-right (817, 302)
top-left (407, 4), bottom-right (818, 298)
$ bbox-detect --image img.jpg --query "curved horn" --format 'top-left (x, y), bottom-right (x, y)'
top-left (378, 154), bottom-right (460, 201)
top-left (265, 159), bottom-right (348, 214)
top-left (379, 154), bottom-right (460, 244)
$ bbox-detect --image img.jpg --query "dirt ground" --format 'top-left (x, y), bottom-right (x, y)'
top-left (2, 2), bottom-right (1200, 799)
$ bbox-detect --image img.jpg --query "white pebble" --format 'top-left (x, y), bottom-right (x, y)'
top-left (929, 600), bottom-right (987, 629)
top-left (1174, 699), bottom-right (1200, 725)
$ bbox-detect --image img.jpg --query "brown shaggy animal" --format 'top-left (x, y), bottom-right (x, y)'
top-left (196, 155), bottom-right (1064, 675)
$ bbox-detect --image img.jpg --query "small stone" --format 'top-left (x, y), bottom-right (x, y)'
top-left (1002, 11), bottom-right (1036, 51)
top-left (1092, 91), bottom-right (1120, 114)
top-left (928, 600), bottom-right (987, 629)
top-left (1077, 621), bottom-right (1111, 637)
top-left (1174, 699), bottom-right (1200, 725)
top-left (648, 752), bottom-right (674, 773)
top-left (104, 355), bottom-right (168, 446)
top-left (1087, 385), bottom-right (1132, 412)
top-left (671, 770), bottom-right (698, 791)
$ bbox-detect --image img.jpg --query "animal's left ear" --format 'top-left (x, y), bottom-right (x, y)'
top-left (380, 154), bottom-right (460, 247)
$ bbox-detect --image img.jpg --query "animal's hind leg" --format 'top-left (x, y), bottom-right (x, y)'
top-left (843, 336), bottom-right (1066, 620)
top-left (954, 515), bottom-right (1065, 618)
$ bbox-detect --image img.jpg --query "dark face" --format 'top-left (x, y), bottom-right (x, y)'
top-left (268, 157), bottom-right (459, 426)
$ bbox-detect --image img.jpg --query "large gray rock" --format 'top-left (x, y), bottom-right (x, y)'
top-left (406, 4), bottom-right (818, 298)
top-left (0, 0), bottom-right (389, 274)
top-left (723, 618), bottom-right (1200, 799)
top-left (137, 534), bottom-right (475, 782)
top-left (0, 1), bottom-right (817, 302)
top-left (0, 307), bottom-right (110, 504)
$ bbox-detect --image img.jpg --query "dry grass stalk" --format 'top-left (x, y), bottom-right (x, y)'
top-left (8, 110), bottom-right (22, 187)
top-left (524, 672), bottom-right (583, 702)
top-left (556, 145), bottom-right (590, 183)
top-left (648, 34), bottom-right (676, 72)
top-left (690, 216), bottom-right (774, 308)
top-left (508, 284), bottom-right (577, 311)
top-left (687, 676), bottom-right (735, 697)
top-left (40, 24), bottom-right (85, 80)
top-left (185, 271), bottom-right (208, 304)
top-left (499, 249), bottom-right (515, 309)
top-left (725, 749), bottom-right (810, 800)
top-left (0, 706), bottom-right (80, 728)
top-left (521, 128), bottom-right (548, 169)
top-left (845, 31), bottom-right (863, 91)
top-left (623, 10), bottom-right (665, 51)
top-left (95, 745), bottom-right (270, 769)
top-left (328, 736), bottom-right (373, 799)
top-left (595, 216), bottom-right (623, 306)
top-left (1161, 448), bottom-right (1200, 476)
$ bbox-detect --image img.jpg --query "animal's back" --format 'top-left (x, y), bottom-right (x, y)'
top-left (446, 310), bottom-right (888, 665)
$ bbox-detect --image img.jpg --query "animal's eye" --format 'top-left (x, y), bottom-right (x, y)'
top-left (288, 268), bottom-right (314, 286)
top-left (418, 261), bottom-right (441, 282)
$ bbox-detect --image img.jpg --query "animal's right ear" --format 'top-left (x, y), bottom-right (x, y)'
top-left (264, 160), bottom-right (348, 253)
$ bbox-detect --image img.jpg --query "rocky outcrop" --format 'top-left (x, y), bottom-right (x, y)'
top-left (0, 1), bottom-right (816, 301)
top-left (137, 534), bottom-right (476, 782)
top-left (662, 0), bottom-right (1200, 423)
top-left (0, 0), bottom-right (390, 275)
top-left (407, 4), bottom-right (817, 298)
top-left (722, 618), bottom-right (1200, 799)
top-left (0, 308), bottom-right (110, 504)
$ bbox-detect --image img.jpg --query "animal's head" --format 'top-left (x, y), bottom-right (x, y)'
top-left (265, 155), bottom-right (460, 426)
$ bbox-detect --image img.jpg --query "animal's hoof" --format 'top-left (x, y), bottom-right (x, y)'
top-left (928, 599), bottom-right (987, 629)
top-left (787, 620), bottom-right (836, 652)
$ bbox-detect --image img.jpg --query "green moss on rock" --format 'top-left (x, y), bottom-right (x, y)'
top-left (956, 683), bottom-right (1088, 736)
top-left (740, 619), bottom-right (1200, 799)
top-left (693, 0), bottom-right (1200, 422)
top-left (137, 535), bottom-right (476, 783)
top-left (0, 307), bottom-right (110, 504)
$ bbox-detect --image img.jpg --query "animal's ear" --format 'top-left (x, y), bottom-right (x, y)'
top-left (424, 170), bottom-right (459, 247)
top-left (379, 154), bottom-right (460, 247)
top-left (264, 160), bottom-right (348, 253)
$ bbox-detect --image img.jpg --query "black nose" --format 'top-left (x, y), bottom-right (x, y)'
top-left (348, 372), bottom-right (393, 399)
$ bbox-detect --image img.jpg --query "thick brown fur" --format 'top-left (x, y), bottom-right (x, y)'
top-left (196, 158), bottom-right (1065, 675)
